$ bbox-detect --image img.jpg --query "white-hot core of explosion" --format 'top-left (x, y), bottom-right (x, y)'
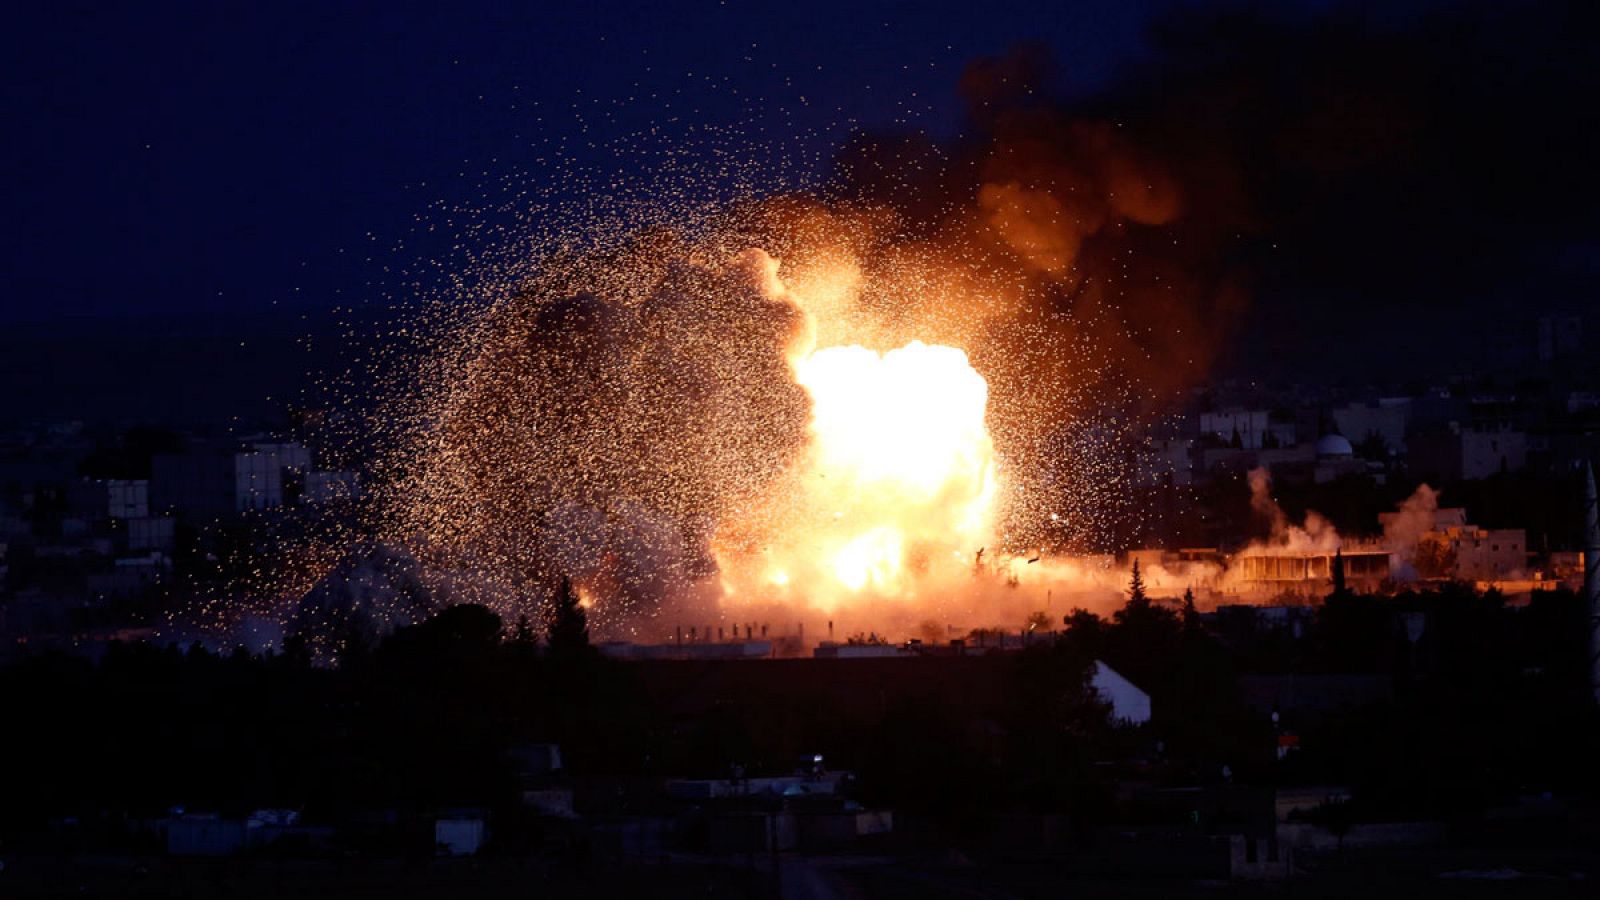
top-left (721, 336), bottom-right (1000, 609)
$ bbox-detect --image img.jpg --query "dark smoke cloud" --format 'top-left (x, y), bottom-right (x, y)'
top-left (833, 0), bottom-right (1600, 382)
top-left (824, 38), bottom-right (1254, 404)
top-left (1102, 0), bottom-right (1600, 378)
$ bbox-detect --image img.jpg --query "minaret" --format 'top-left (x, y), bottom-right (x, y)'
top-left (1584, 461), bottom-right (1600, 706)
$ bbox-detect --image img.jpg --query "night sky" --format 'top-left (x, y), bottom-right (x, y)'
top-left (4, 1), bottom-right (1596, 421)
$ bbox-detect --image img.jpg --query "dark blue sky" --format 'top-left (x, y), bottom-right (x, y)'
top-left (4, 1), bottom-right (1593, 423)
top-left (3, 1), bottom-right (1174, 324)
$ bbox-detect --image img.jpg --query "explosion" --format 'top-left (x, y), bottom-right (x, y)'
top-left (717, 335), bottom-right (999, 610)
top-left (200, 46), bottom-right (1259, 654)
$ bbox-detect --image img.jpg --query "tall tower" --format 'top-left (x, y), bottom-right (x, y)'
top-left (1585, 461), bottom-right (1600, 706)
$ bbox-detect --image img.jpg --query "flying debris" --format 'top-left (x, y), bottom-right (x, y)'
top-left (197, 47), bottom-right (1247, 649)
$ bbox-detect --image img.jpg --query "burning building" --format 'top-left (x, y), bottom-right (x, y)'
top-left (1233, 549), bottom-right (1390, 591)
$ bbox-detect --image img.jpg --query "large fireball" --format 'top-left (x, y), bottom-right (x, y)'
top-left (716, 331), bottom-right (1000, 613)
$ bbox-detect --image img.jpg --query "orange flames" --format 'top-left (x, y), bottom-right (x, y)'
top-left (713, 262), bottom-right (1001, 613)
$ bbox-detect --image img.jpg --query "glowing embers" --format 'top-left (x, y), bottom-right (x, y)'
top-left (764, 340), bottom-right (1000, 603)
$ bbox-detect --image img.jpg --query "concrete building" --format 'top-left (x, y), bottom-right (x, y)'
top-left (106, 479), bottom-right (149, 519)
top-left (1411, 426), bottom-right (1528, 480)
top-left (1199, 409), bottom-right (1292, 450)
top-left (151, 440), bottom-right (315, 516)
top-left (1332, 400), bottom-right (1411, 454)
top-left (1439, 525), bottom-right (1527, 581)
top-left (1209, 436), bottom-right (1377, 487)
top-left (1381, 505), bottom-right (1527, 581)
top-left (126, 515), bottom-right (176, 552)
top-left (1199, 445), bottom-right (1271, 477)
top-left (69, 478), bottom-right (149, 521)
top-left (1463, 429), bottom-right (1528, 479)
top-left (248, 440), bottom-right (312, 472)
top-left (233, 447), bottom-right (285, 511)
top-left (1234, 549), bottom-right (1390, 589)
top-left (151, 445), bottom-right (240, 517)
top-left (1139, 437), bottom-right (1195, 486)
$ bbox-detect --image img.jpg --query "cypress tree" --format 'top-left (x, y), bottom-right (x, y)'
top-left (546, 576), bottom-right (590, 656)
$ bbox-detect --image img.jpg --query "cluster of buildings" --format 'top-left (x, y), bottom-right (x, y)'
top-left (148, 439), bottom-right (359, 516)
top-left (1128, 517), bottom-right (1555, 606)
top-left (1141, 351), bottom-right (1599, 490)
top-left (0, 422), bottom-right (358, 645)
top-left (1127, 339), bottom-right (1598, 603)
top-left (116, 742), bottom-right (895, 861)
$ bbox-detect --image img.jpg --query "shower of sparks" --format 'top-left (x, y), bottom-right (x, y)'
top-left (162, 68), bottom-right (1206, 657)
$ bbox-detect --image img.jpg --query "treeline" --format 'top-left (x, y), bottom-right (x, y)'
top-left (0, 598), bottom-right (1116, 843)
top-left (2, 582), bottom-right (1597, 846)
top-left (1066, 578), bottom-right (1600, 819)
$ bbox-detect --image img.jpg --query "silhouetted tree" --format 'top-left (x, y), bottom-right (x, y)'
top-left (1330, 548), bottom-right (1348, 600)
top-left (281, 631), bottom-right (313, 668)
top-left (1181, 587), bottom-right (1201, 634)
top-left (546, 577), bottom-right (591, 657)
top-left (1124, 560), bottom-right (1148, 611)
top-left (512, 614), bottom-right (537, 646)
top-left (1061, 608), bottom-right (1108, 657)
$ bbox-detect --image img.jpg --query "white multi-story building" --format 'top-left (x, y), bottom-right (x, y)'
top-left (1410, 427), bottom-right (1527, 481)
top-left (106, 479), bottom-right (149, 519)
top-left (71, 478), bottom-right (150, 520)
top-left (233, 449), bottom-right (285, 511)
top-left (153, 440), bottom-right (315, 516)
top-left (1331, 399), bottom-right (1411, 454)
top-left (1200, 409), bottom-right (1280, 449)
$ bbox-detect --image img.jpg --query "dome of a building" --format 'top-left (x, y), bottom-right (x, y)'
top-left (1315, 433), bottom-right (1354, 458)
